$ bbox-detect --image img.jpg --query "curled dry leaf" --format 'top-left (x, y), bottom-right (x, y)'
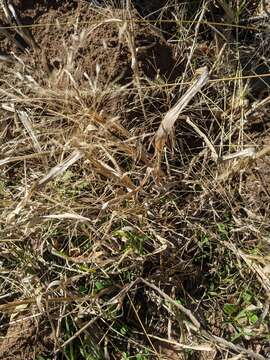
top-left (155, 67), bottom-right (209, 154)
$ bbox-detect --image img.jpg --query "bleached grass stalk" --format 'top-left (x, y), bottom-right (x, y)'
top-left (155, 67), bottom-right (209, 154)
top-left (124, 0), bottom-right (147, 119)
top-left (186, 116), bottom-right (218, 162)
top-left (17, 110), bottom-right (42, 153)
top-left (38, 150), bottom-right (83, 185)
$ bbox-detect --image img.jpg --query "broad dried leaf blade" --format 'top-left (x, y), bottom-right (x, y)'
top-left (39, 150), bottom-right (83, 185)
top-left (43, 213), bottom-right (91, 221)
top-left (155, 67), bottom-right (209, 153)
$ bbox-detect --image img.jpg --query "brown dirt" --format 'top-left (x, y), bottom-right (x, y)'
top-left (240, 111), bottom-right (270, 215)
top-left (0, 315), bottom-right (52, 360)
top-left (243, 142), bottom-right (270, 215)
top-left (0, 1), bottom-right (183, 128)
top-left (0, 1), bottom-right (181, 88)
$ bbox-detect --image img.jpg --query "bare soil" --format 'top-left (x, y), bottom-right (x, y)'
top-left (0, 315), bottom-right (52, 360)
top-left (0, 1), bottom-right (181, 87)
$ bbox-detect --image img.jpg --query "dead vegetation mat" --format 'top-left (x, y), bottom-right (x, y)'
top-left (1, 0), bottom-right (270, 359)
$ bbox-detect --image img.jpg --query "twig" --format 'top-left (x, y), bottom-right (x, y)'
top-left (202, 331), bottom-right (266, 360)
top-left (184, 2), bottom-right (207, 73)
top-left (140, 278), bottom-right (201, 329)
top-left (147, 334), bottom-right (213, 352)
top-left (239, 14), bottom-right (269, 24)
top-left (221, 147), bottom-right (256, 161)
top-left (0, 21), bottom-right (26, 51)
top-left (217, 144), bottom-right (270, 182)
top-left (0, 152), bottom-right (50, 166)
top-left (58, 317), bottom-right (99, 350)
top-left (140, 278), bottom-right (265, 360)
top-left (186, 117), bottom-right (218, 162)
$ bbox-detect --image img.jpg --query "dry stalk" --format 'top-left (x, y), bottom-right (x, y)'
top-left (217, 144), bottom-right (270, 182)
top-left (186, 117), bottom-right (218, 162)
top-left (184, 2), bottom-right (208, 74)
top-left (38, 150), bottom-right (83, 186)
top-left (124, 0), bottom-right (147, 119)
top-left (154, 67), bottom-right (209, 174)
top-left (140, 279), bottom-right (265, 360)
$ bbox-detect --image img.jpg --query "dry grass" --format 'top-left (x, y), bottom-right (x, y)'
top-left (1, 0), bottom-right (270, 359)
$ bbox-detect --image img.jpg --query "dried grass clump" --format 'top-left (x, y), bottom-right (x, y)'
top-left (1, 0), bottom-right (270, 359)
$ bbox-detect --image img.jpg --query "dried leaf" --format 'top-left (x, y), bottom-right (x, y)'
top-left (221, 147), bottom-right (256, 161)
top-left (155, 67), bottom-right (209, 153)
top-left (39, 150), bottom-right (83, 185)
top-left (0, 153), bottom-right (48, 166)
top-left (17, 110), bottom-right (42, 153)
top-left (43, 213), bottom-right (91, 221)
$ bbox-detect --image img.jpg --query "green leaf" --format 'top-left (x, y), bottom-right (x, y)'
top-left (217, 223), bottom-right (229, 240)
top-left (121, 353), bottom-right (130, 360)
top-left (248, 313), bottom-right (259, 325)
top-left (136, 354), bottom-right (146, 360)
top-left (235, 308), bottom-right (247, 320)
top-left (224, 303), bottom-right (238, 315)
top-left (120, 325), bottom-right (128, 335)
top-left (242, 291), bottom-right (252, 304)
top-left (95, 281), bottom-right (105, 291)
top-left (79, 285), bottom-right (88, 294)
